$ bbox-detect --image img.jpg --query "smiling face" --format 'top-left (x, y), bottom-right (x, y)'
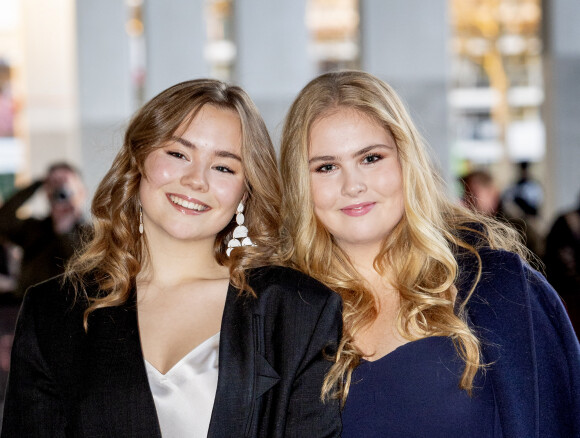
top-left (139, 104), bottom-right (245, 244)
top-left (308, 107), bottom-right (405, 255)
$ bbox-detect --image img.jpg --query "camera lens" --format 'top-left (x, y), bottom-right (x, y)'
top-left (51, 187), bottom-right (72, 203)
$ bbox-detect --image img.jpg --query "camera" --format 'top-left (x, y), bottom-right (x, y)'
top-left (50, 186), bottom-right (73, 203)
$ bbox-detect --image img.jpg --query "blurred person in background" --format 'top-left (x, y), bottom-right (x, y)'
top-left (0, 162), bottom-right (87, 302)
top-left (502, 161), bottom-right (544, 218)
top-left (1, 79), bottom-right (342, 437)
top-left (0, 163), bottom-right (86, 427)
top-left (501, 161), bottom-right (545, 256)
top-left (0, 237), bottom-right (20, 302)
top-left (459, 169), bottom-right (501, 217)
top-left (460, 169), bottom-right (543, 258)
top-left (280, 70), bottom-right (580, 438)
top-left (544, 191), bottom-right (580, 339)
top-left (0, 235), bottom-right (20, 425)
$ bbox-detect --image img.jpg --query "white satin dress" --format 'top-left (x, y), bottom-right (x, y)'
top-left (144, 332), bottom-right (220, 438)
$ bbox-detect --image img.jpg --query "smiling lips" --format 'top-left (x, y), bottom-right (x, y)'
top-left (168, 194), bottom-right (210, 213)
top-left (341, 202), bottom-right (375, 217)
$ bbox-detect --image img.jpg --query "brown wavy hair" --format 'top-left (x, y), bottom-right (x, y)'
top-left (279, 70), bottom-right (527, 402)
top-left (66, 79), bottom-right (283, 327)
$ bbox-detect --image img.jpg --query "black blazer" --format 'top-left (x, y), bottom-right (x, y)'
top-left (1, 266), bottom-right (343, 437)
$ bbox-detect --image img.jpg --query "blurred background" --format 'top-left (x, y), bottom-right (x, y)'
top-left (1, 0), bottom-right (580, 422)
top-left (0, 0), bottom-right (579, 226)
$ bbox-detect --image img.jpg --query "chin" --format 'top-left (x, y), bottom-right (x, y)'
top-left (340, 233), bottom-right (388, 248)
top-left (162, 225), bottom-right (201, 241)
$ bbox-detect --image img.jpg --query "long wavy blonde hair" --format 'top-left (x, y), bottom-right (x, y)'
top-left (280, 70), bottom-right (527, 402)
top-left (66, 79), bottom-right (283, 327)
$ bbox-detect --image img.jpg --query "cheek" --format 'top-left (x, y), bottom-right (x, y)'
top-left (212, 175), bottom-right (245, 207)
top-left (144, 155), bottom-right (179, 187)
top-left (310, 177), bottom-right (336, 213)
top-left (376, 163), bottom-right (404, 198)
top-left (381, 175), bottom-right (403, 199)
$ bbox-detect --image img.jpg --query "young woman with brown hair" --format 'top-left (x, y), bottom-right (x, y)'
top-left (2, 79), bottom-right (342, 438)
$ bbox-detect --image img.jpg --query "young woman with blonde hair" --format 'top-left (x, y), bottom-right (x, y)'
top-left (2, 79), bottom-right (342, 437)
top-left (280, 70), bottom-right (580, 437)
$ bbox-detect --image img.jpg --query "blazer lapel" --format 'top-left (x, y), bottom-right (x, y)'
top-left (208, 284), bottom-right (256, 438)
top-left (82, 290), bottom-right (162, 437)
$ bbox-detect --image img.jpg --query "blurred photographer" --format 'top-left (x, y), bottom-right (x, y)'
top-left (0, 162), bottom-right (87, 301)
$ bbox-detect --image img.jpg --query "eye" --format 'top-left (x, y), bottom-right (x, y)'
top-left (362, 153), bottom-right (383, 164)
top-left (214, 165), bottom-right (235, 174)
top-left (315, 163), bottom-right (337, 173)
top-left (167, 151), bottom-right (187, 160)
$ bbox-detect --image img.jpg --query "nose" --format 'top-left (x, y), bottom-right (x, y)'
top-left (341, 168), bottom-right (367, 197)
top-left (181, 163), bottom-right (209, 192)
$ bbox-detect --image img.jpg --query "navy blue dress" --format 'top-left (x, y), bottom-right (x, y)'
top-left (341, 336), bottom-right (502, 438)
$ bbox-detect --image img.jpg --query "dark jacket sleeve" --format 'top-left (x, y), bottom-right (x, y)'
top-left (1, 287), bottom-right (67, 437)
top-left (524, 264), bottom-right (580, 438)
top-left (468, 249), bottom-right (580, 438)
top-left (0, 181), bottom-right (43, 244)
top-left (284, 292), bottom-right (342, 438)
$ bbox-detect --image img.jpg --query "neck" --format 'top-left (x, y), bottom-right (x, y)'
top-left (138, 231), bottom-right (229, 288)
top-left (341, 242), bottom-right (397, 295)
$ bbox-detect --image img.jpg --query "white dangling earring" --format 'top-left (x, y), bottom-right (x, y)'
top-left (139, 205), bottom-right (144, 234)
top-left (226, 202), bottom-right (255, 256)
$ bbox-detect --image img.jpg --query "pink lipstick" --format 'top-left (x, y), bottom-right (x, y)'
top-left (341, 202), bottom-right (375, 217)
top-left (167, 194), bottom-right (211, 215)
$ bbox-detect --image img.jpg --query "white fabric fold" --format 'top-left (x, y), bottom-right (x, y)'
top-left (145, 332), bottom-right (220, 438)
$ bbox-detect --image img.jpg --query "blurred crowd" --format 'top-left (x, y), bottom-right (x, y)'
top-left (459, 162), bottom-right (580, 337)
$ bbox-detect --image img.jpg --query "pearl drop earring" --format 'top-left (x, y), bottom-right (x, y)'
top-left (139, 206), bottom-right (144, 234)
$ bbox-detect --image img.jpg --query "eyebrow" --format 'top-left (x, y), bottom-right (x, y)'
top-left (215, 150), bottom-right (242, 161)
top-left (170, 136), bottom-right (242, 162)
top-left (308, 143), bottom-right (394, 164)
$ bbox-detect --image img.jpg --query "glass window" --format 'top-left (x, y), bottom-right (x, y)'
top-left (449, 0), bottom-right (544, 169)
top-left (205, 0), bottom-right (236, 81)
top-left (306, 0), bottom-right (360, 73)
